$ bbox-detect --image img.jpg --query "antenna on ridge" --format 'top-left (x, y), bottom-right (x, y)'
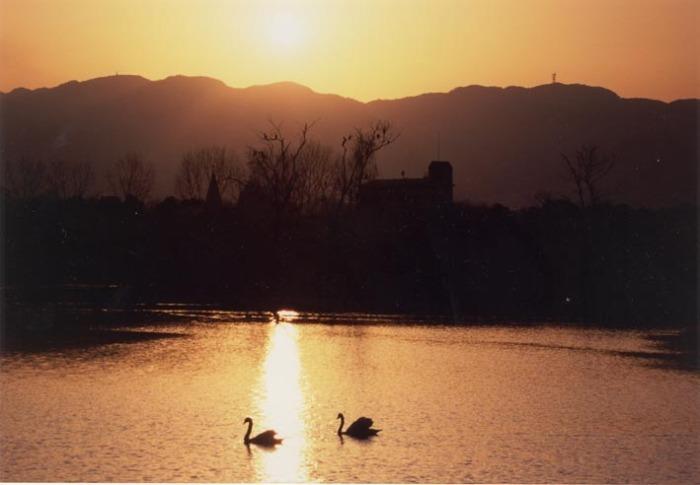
top-left (552, 72), bottom-right (557, 84)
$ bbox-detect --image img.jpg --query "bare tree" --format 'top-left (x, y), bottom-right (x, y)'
top-left (561, 144), bottom-right (615, 208)
top-left (334, 120), bottom-right (399, 208)
top-left (561, 144), bottom-right (616, 320)
top-left (175, 146), bottom-right (244, 202)
top-left (246, 121), bottom-right (313, 216)
top-left (295, 140), bottom-right (335, 214)
top-left (108, 153), bottom-right (155, 201)
top-left (244, 119), bottom-right (397, 217)
top-left (1, 156), bottom-right (48, 200)
top-left (47, 159), bottom-right (94, 199)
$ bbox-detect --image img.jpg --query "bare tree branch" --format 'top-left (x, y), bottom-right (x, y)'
top-left (175, 146), bottom-right (244, 202)
top-left (334, 120), bottom-right (399, 208)
top-left (2, 156), bottom-right (48, 200)
top-left (245, 121), bottom-right (332, 218)
top-left (108, 153), bottom-right (155, 202)
top-left (561, 144), bottom-right (615, 208)
top-left (47, 160), bottom-right (94, 199)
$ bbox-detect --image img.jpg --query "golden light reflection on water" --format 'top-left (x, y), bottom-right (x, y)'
top-left (270, 309), bottom-right (300, 324)
top-left (253, 322), bottom-right (308, 482)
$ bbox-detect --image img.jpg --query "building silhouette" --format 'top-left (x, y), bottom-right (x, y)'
top-left (359, 160), bottom-right (453, 209)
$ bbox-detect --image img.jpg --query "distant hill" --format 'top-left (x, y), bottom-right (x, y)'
top-left (1, 75), bottom-right (697, 207)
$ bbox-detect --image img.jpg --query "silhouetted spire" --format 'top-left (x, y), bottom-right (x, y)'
top-left (205, 172), bottom-right (222, 212)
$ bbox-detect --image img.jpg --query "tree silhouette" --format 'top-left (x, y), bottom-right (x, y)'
top-left (47, 160), bottom-right (95, 199)
top-left (294, 140), bottom-right (335, 214)
top-left (247, 121), bottom-right (311, 213)
top-left (334, 120), bottom-right (398, 208)
top-left (560, 144), bottom-right (616, 321)
top-left (175, 146), bottom-right (244, 202)
top-left (2, 156), bottom-right (47, 200)
top-left (108, 153), bottom-right (155, 202)
top-left (561, 144), bottom-right (615, 208)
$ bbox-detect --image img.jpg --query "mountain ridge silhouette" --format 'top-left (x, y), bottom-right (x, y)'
top-left (1, 75), bottom-right (696, 207)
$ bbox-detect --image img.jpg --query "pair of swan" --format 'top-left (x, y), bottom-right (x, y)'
top-left (243, 413), bottom-right (381, 446)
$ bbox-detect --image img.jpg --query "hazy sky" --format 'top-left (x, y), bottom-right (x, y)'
top-left (1, 0), bottom-right (697, 101)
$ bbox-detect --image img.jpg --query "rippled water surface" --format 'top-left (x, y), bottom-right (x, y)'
top-left (1, 313), bottom-right (698, 483)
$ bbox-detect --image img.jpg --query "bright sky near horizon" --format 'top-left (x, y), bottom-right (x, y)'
top-left (0, 0), bottom-right (697, 101)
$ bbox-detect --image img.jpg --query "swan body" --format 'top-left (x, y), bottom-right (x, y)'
top-left (243, 417), bottom-right (282, 447)
top-left (337, 413), bottom-right (381, 438)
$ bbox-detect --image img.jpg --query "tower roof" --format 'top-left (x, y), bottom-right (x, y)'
top-left (205, 172), bottom-right (222, 211)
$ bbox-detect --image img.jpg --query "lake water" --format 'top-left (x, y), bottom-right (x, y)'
top-left (1, 310), bottom-right (698, 483)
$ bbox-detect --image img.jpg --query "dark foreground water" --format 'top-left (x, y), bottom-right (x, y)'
top-left (1, 310), bottom-right (698, 483)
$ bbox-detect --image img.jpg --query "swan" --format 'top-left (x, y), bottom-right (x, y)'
top-left (336, 413), bottom-right (381, 438)
top-left (243, 417), bottom-right (282, 447)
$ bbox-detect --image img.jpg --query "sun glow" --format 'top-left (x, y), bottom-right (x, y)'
top-left (1, 1), bottom-right (696, 101)
top-left (267, 12), bottom-right (306, 51)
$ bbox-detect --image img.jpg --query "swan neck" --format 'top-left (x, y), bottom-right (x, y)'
top-left (337, 415), bottom-right (344, 435)
top-left (244, 420), bottom-right (252, 444)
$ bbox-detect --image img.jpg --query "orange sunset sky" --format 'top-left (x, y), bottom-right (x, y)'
top-left (0, 0), bottom-right (698, 101)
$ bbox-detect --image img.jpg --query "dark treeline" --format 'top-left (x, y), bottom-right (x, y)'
top-left (3, 192), bottom-right (695, 327)
top-left (1, 122), bottom-right (697, 328)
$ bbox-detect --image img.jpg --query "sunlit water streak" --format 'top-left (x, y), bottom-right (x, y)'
top-left (252, 322), bottom-right (308, 482)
